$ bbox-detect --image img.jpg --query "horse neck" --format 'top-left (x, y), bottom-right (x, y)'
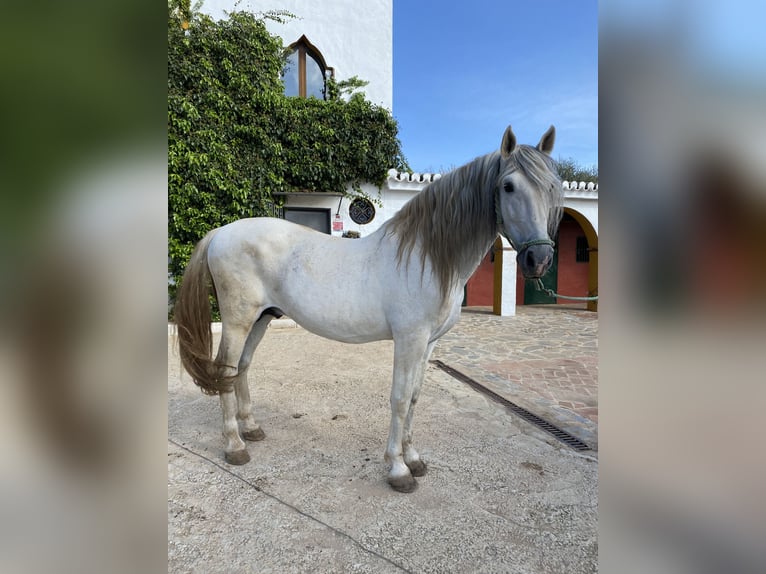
top-left (443, 153), bottom-right (501, 270)
top-left (394, 153), bottom-right (501, 298)
top-left (452, 228), bottom-right (499, 286)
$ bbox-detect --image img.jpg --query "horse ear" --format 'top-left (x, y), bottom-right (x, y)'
top-left (536, 125), bottom-right (556, 155)
top-left (500, 125), bottom-right (516, 159)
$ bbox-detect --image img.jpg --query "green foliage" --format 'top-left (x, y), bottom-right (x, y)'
top-left (168, 2), bottom-right (408, 302)
top-left (556, 157), bottom-right (598, 184)
top-left (327, 75), bottom-right (369, 100)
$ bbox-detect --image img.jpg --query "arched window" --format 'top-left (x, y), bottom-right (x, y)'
top-left (283, 35), bottom-right (334, 99)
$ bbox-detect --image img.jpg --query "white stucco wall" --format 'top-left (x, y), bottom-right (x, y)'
top-left (562, 184), bottom-right (599, 236)
top-left (199, 0), bottom-right (393, 110)
top-left (280, 181), bottom-right (415, 238)
top-left (283, 176), bottom-right (599, 243)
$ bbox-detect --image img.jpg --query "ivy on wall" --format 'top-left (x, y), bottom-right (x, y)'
top-left (168, 1), bottom-right (408, 299)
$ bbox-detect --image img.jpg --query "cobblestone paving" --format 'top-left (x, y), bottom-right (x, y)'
top-left (431, 305), bottom-right (598, 450)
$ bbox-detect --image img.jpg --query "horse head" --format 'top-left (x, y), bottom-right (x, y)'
top-left (495, 125), bottom-right (563, 279)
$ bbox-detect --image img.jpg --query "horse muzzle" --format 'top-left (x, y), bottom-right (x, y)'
top-left (517, 243), bottom-right (554, 279)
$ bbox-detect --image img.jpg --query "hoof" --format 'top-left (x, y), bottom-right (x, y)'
top-left (406, 459), bottom-right (427, 477)
top-left (224, 449), bottom-right (250, 465)
top-left (388, 474), bottom-right (418, 493)
top-left (242, 428), bottom-right (266, 442)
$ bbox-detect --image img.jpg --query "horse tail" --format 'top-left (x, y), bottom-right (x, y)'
top-left (173, 229), bottom-right (229, 395)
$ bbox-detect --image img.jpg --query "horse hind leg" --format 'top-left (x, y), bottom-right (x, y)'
top-left (219, 389), bottom-right (249, 465)
top-left (214, 314), bottom-right (264, 465)
top-left (235, 311), bottom-right (279, 442)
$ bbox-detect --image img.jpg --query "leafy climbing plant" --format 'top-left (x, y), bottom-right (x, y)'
top-left (168, 1), bottom-right (408, 305)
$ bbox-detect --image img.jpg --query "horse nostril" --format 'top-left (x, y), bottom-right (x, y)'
top-left (525, 249), bottom-right (536, 268)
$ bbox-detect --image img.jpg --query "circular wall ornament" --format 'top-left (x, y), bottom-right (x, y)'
top-left (348, 197), bottom-right (375, 225)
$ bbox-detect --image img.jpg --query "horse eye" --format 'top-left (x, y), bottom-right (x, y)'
top-left (503, 182), bottom-right (514, 193)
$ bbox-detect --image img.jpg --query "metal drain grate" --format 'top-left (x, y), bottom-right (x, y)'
top-left (430, 360), bottom-right (592, 452)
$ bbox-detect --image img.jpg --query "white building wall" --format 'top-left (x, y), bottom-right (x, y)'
top-left (199, 0), bottom-right (393, 110)
top-left (281, 181), bottom-right (420, 238)
top-left (283, 175), bottom-right (599, 243)
top-left (562, 183), bottom-right (599, 235)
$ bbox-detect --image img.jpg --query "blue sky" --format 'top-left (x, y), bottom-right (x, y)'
top-left (393, 0), bottom-right (598, 173)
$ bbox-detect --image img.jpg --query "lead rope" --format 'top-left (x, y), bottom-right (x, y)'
top-left (533, 278), bottom-right (599, 301)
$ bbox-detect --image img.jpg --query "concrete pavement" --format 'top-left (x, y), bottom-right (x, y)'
top-left (168, 305), bottom-right (598, 573)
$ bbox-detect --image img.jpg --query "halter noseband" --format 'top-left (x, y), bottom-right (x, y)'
top-left (514, 237), bottom-right (555, 251)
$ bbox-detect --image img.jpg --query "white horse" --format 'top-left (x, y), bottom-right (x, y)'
top-left (174, 125), bottom-right (563, 492)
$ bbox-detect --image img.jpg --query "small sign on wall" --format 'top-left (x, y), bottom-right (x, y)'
top-left (332, 213), bottom-right (343, 233)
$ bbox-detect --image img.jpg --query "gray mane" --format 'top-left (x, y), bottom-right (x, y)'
top-left (384, 145), bottom-right (562, 300)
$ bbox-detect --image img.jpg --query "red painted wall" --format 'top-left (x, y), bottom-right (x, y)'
top-left (555, 216), bottom-right (589, 303)
top-left (465, 249), bottom-right (494, 306)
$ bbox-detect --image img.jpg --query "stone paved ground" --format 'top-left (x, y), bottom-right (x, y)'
top-left (433, 305), bottom-right (598, 451)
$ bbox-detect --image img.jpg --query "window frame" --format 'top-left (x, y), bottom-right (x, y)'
top-left (284, 35), bottom-right (334, 99)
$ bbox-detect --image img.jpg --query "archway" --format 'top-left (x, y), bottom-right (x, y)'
top-left (561, 207), bottom-right (598, 311)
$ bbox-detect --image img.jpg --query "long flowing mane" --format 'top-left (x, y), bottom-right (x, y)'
top-left (384, 145), bottom-right (562, 299)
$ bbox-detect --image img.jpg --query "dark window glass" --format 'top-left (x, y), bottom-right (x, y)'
top-left (575, 236), bottom-right (590, 262)
top-left (284, 208), bottom-right (330, 234)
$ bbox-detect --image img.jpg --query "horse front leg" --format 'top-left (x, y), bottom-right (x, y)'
top-left (402, 341), bottom-right (436, 478)
top-left (386, 334), bottom-right (429, 493)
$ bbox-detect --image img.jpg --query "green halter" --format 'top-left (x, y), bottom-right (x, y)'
top-left (516, 237), bottom-right (556, 251)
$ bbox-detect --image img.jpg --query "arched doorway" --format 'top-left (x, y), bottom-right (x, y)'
top-left (463, 209), bottom-right (598, 312)
top-left (515, 209), bottom-right (597, 310)
top-left (558, 208), bottom-right (598, 311)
